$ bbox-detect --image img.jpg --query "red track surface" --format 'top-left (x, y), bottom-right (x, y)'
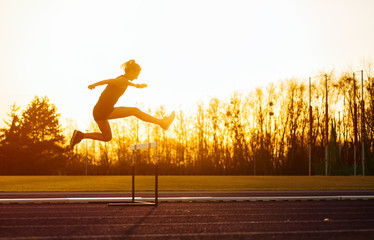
top-left (1, 192), bottom-right (374, 240)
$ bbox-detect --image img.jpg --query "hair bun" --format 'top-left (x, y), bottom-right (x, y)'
top-left (120, 59), bottom-right (141, 72)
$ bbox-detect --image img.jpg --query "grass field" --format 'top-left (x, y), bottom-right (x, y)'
top-left (0, 176), bottom-right (374, 192)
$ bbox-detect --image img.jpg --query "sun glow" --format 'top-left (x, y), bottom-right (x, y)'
top-left (1, 0), bottom-right (374, 130)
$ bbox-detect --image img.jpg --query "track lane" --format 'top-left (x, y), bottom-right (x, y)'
top-left (1, 200), bottom-right (374, 240)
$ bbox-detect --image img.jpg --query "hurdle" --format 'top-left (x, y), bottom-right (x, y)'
top-left (109, 141), bottom-right (158, 206)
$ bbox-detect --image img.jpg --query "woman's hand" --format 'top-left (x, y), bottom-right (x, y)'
top-left (88, 84), bottom-right (95, 90)
top-left (137, 83), bottom-right (147, 89)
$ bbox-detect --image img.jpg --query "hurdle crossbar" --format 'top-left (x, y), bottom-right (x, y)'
top-left (110, 141), bottom-right (158, 206)
top-left (130, 142), bottom-right (157, 151)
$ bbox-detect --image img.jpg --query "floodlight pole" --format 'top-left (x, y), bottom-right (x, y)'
top-left (361, 70), bottom-right (365, 176)
top-left (325, 75), bottom-right (329, 176)
top-left (353, 73), bottom-right (358, 176)
top-left (339, 111), bottom-right (341, 156)
top-left (253, 134), bottom-right (256, 176)
top-left (309, 77), bottom-right (312, 176)
top-left (85, 130), bottom-right (88, 176)
top-left (85, 140), bottom-right (88, 176)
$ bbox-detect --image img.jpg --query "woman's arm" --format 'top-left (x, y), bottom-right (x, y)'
top-left (88, 76), bottom-right (147, 90)
top-left (88, 79), bottom-right (111, 90)
top-left (127, 81), bottom-right (147, 88)
top-left (88, 75), bottom-right (127, 89)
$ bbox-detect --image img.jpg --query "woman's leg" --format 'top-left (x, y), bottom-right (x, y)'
top-left (83, 120), bottom-right (112, 142)
top-left (77, 107), bottom-right (174, 145)
top-left (71, 107), bottom-right (175, 147)
top-left (108, 107), bottom-right (163, 125)
top-left (108, 107), bottom-right (175, 130)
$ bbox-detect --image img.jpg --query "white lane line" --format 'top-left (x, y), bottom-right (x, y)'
top-left (1, 195), bottom-right (374, 204)
top-left (2, 206), bottom-right (373, 214)
top-left (2, 219), bottom-right (374, 228)
top-left (1, 211), bottom-right (374, 220)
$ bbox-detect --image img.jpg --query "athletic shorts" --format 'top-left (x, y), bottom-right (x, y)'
top-left (93, 104), bottom-right (114, 122)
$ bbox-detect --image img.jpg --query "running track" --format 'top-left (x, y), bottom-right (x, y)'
top-left (1, 191), bottom-right (374, 240)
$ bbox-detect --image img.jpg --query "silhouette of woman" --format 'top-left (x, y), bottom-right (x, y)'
top-left (70, 60), bottom-right (175, 148)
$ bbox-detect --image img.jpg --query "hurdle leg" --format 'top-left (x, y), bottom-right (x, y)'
top-left (155, 146), bottom-right (158, 205)
top-left (155, 163), bottom-right (158, 205)
top-left (132, 150), bottom-right (135, 203)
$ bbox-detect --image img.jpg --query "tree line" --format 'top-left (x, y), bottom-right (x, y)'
top-left (1, 67), bottom-right (374, 175)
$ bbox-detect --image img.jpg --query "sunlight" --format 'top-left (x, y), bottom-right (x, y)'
top-left (1, 0), bottom-right (374, 132)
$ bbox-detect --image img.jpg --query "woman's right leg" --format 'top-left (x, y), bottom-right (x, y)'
top-left (108, 107), bottom-right (175, 130)
top-left (108, 107), bottom-right (163, 125)
top-left (83, 120), bottom-right (112, 142)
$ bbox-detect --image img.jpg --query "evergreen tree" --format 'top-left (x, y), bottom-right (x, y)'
top-left (20, 96), bottom-right (66, 174)
top-left (0, 104), bottom-right (22, 174)
top-left (0, 96), bottom-right (66, 174)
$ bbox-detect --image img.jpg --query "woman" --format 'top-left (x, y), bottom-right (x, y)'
top-left (70, 59), bottom-right (175, 148)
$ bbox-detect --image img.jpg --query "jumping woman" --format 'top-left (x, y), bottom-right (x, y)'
top-left (69, 59), bottom-right (175, 148)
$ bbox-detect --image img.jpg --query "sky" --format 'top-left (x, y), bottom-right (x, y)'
top-left (1, 0), bottom-right (374, 130)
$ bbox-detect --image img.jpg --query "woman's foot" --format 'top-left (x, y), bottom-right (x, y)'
top-left (161, 111), bottom-right (175, 131)
top-left (70, 130), bottom-right (84, 149)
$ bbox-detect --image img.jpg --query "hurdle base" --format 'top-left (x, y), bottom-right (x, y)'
top-left (108, 201), bottom-right (156, 206)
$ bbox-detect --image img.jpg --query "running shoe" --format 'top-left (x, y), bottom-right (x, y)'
top-left (162, 111), bottom-right (175, 131)
top-left (69, 130), bottom-right (84, 149)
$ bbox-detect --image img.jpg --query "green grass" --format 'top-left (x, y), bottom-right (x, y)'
top-left (0, 176), bottom-right (373, 192)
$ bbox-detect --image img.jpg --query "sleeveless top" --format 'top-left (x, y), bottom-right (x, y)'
top-left (93, 80), bottom-right (128, 121)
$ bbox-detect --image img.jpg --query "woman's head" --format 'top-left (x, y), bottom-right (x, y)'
top-left (121, 60), bottom-right (142, 80)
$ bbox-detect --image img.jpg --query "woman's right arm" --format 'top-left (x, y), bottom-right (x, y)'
top-left (88, 79), bottom-right (112, 90)
top-left (88, 75), bottom-right (128, 90)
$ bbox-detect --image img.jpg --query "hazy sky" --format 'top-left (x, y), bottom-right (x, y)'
top-left (1, 0), bottom-right (374, 129)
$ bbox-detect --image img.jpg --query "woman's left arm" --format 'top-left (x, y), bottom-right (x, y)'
top-left (128, 81), bottom-right (147, 88)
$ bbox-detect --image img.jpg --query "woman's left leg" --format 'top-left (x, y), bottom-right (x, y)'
top-left (83, 120), bottom-right (112, 142)
top-left (70, 120), bottom-right (112, 148)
